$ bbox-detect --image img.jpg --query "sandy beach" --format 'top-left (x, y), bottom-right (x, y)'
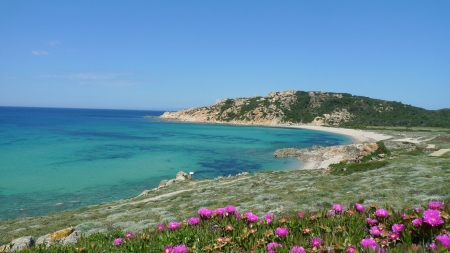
top-left (289, 125), bottom-right (392, 143)
top-left (284, 125), bottom-right (392, 170)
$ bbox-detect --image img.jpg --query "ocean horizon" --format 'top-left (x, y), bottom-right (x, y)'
top-left (0, 106), bottom-right (351, 220)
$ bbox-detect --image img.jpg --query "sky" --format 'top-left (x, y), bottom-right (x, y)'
top-left (1, 1), bottom-right (449, 111)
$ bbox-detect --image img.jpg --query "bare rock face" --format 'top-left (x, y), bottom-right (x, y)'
top-left (0, 236), bottom-right (35, 252)
top-left (175, 171), bottom-right (188, 181)
top-left (36, 227), bottom-right (78, 247)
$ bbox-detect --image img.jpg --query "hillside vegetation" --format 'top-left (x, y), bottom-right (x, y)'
top-left (161, 90), bottom-right (450, 127)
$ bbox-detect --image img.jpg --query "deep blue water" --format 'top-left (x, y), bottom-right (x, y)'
top-left (0, 107), bottom-right (351, 220)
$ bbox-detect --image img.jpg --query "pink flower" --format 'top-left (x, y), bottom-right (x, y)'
top-left (429, 242), bottom-right (436, 249)
top-left (163, 245), bottom-right (173, 253)
top-left (412, 218), bottom-right (423, 226)
top-left (333, 204), bottom-right (344, 212)
top-left (370, 226), bottom-right (383, 236)
top-left (361, 238), bottom-right (377, 250)
top-left (389, 232), bottom-right (400, 241)
top-left (188, 217), bottom-right (200, 225)
top-left (326, 210), bottom-right (336, 217)
top-left (375, 208), bottom-right (389, 218)
top-left (245, 212), bottom-right (259, 222)
top-left (298, 212), bottom-right (305, 218)
top-left (157, 223), bottom-right (165, 231)
top-left (235, 212), bottom-right (241, 219)
top-left (225, 205), bottom-right (236, 213)
top-left (168, 221), bottom-right (180, 230)
top-left (173, 244), bottom-right (188, 253)
top-left (423, 209), bottom-right (444, 226)
top-left (436, 234), bottom-right (450, 248)
top-left (428, 201), bottom-right (443, 210)
top-left (355, 203), bottom-right (365, 212)
top-left (215, 207), bottom-right (225, 215)
top-left (392, 223), bottom-right (405, 233)
top-left (311, 237), bottom-right (322, 247)
top-left (266, 213), bottom-right (275, 220)
top-left (113, 238), bottom-right (123, 246)
top-left (413, 207), bottom-right (421, 212)
top-left (290, 246), bottom-right (305, 253)
top-left (276, 227), bottom-right (289, 237)
top-left (198, 207), bottom-right (213, 217)
top-left (268, 242), bottom-right (282, 253)
top-left (366, 218), bottom-right (378, 225)
top-left (125, 231), bottom-right (133, 239)
top-left (346, 245), bottom-right (357, 253)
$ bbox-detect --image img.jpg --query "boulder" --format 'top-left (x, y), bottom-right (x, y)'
top-left (1, 236), bottom-right (34, 252)
top-left (36, 227), bottom-right (75, 247)
top-left (158, 180), bottom-right (168, 188)
top-left (175, 171), bottom-right (188, 181)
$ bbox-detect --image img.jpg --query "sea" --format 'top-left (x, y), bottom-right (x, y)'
top-left (0, 107), bottom-right (352, 220)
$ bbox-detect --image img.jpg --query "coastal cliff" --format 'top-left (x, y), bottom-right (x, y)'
top-left (161, 90), bottom-right (450, 127)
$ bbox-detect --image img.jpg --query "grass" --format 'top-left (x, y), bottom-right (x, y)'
top-left (14, 201), bottom-right (450, 252)
top-left (1, 129), bottom-right (450, 251)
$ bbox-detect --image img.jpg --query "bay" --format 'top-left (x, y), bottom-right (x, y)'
top-left (0, 107), bottom-right (351, 220)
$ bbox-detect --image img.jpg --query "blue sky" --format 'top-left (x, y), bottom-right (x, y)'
top-left (1, 1), bottom-right (449, 110)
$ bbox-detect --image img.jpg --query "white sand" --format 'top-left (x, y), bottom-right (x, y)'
top-left (283, 125), bottom-right (393, 170)
top-left (287, 125), bottom-right (392, 143)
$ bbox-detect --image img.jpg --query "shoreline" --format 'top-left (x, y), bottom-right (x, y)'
top-left (285, 125), bottom-right (392, 170)
top-left (158, 117), bottom-right (393, 171)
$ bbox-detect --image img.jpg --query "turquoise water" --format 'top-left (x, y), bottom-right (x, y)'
top-left (0, 107), bottom-right (351, 220)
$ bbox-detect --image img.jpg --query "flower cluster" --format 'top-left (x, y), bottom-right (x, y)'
top-left (109, 201), bottom-right (448, 252)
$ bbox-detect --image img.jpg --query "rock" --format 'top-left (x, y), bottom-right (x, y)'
top-left (378, 153), bottom-right (385, 158)
top-left (175, 171), bottom-right (188, 181)
top-left (138, 189), bottom-right (151, 196)
top-left (62, 231), bottom-right (81, 245)
top-left (2, 236), bottom-right (34, 252)
top-left (158, 180), bottom-right (168, 188)
top-left (36, 227), bottom-right (74, 247)
top-left (164, 179), bottom-right (176, 186)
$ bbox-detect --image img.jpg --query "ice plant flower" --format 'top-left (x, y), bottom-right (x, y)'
top-left (235, 212), bottom-right (241, 219)
top-left (245, 212), bottom-right (259, 222)
top-left (361, 238), bottom-right (377, 251)
top-left (215, 207), bottom-right (225, 215)
top-left (267, 242), bottom-right (282, 253)
top-left (389, 232), bottom-right (400, 241)
top-left (275, 227), bottom-right (289, 237)
top-left (198, 207), bottom-right (213, 218)
top-left (172, 244), bottom-right (188, 253)
top-left (355, 203), bottom-right (365, 212)
top-left (392, 223), bottom-right (405, 233)
top-left (113, 238), bottom-right (123, 246)
top-left (333, 204), bottom-right (344, 212)
top-left (436, 234), bottom-right (450, 248)
top-left (370, 226), bottom-right (383, 236)
top-left (298, 212), bottom-right (305, 218)
top-left (188, 217), bottom-right (200, 225)
top-left (375, 208), bottom-right (390, 218)
top-left (366, 218), bottom-right (378, 225)
top-left (163, 245), bottom-right (173, 253)
top-left (225, 205), bottom-right (236, 213)
top-left (290, 246), bottom-right (305, 253)
top-left (346, 245), bottom-right (357, 253)
top-left (125, 231), bottom-right (133, 239)
top-left (168, 221), bottom-right (180, 230)
top-left (157, 223), bottom-right (165, 231)
top-left (311, 237), bottom-right (322, 247)
top-left (412, 218), bottom-right (423, 226)
top-left (428, 201), bottom-right (443, 210)
top-left (326, 211), bottom-right (335, 217)
top-left (423, 209), bottom-right (444, 226)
